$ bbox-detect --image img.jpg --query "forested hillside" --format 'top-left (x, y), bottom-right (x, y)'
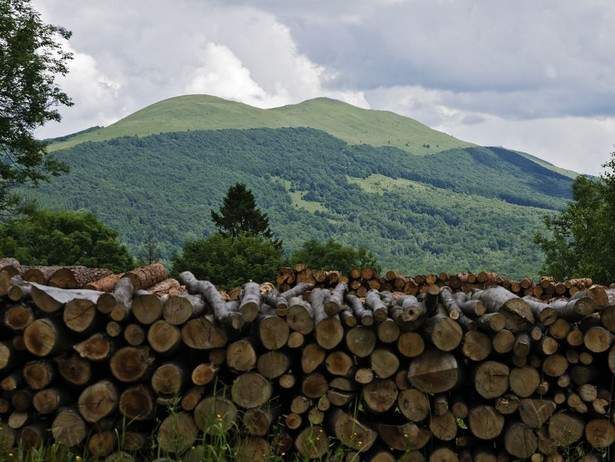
top-left (24, 127), bottom-right (574, 279)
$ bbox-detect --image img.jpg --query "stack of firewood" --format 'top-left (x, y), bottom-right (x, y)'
top-left (277, 265), bottom-right (597, 300)
top-left (1, 260), bottom-right (615, 461)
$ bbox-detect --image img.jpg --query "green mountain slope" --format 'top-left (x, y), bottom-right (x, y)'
top-left (28, 127), bottom-right (574, 279)
top-left (48, 95), bottom-right (474, 155)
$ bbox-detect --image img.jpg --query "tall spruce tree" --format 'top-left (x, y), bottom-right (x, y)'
top-left (211, 183), bottom-right (281, 247)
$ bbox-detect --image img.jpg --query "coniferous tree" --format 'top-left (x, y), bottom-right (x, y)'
top-left (211, 183), bottom-right (281, 247)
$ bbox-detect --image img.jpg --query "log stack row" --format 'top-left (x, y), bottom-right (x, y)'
top-left (1, 262), bottom-right (615, 461)
top-left (276, 265), bottom-right (597, 301)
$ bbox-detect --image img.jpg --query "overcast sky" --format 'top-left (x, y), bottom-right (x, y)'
top-left (33, 0), bottom-right (615, 175)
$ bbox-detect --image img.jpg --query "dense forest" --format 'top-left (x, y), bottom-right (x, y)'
top-left (23, 127), bottom-right (574, 279)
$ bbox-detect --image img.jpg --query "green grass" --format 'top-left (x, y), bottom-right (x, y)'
top-left (47, 94), bottom-right (474, 155)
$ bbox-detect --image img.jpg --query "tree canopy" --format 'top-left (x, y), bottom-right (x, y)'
top-left (0, 0), bottom-right (73, 220)
top-left (535, 150), bottom-right (615, 284)
top-left (171, 233), bottom-right (283, 290)
top-left (287, 238), bottom-right (381, 274)
top-left (211, 182), bottom-right (280, 246)
top-left (0, 209), bottom-right (135, 272)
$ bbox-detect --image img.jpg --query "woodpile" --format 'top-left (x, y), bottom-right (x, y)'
top-left (1, 260), bottom-right (615, 461)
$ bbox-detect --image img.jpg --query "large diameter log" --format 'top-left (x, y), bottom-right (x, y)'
top-left (152, 361), bottom-right (188, 396)
top-left (238, 282), bottom-right (261, 322)
top-left (48, 266), bottom-right (113, 289)
top-left (429, 411), bottom-right (458, 441)
top-left (302, 372), bottom-right (330, 399)
top-left (78, 379), bottom-right (118, 422)
top-left (468, 405), bottom-right (505, 440)
top-left (124, 263), bottom-right (168, 290)
top-left (162, 294), bottom-right (206, 325)
top-left (54, 354), bottom-right (92, 386)
top-left (29, 282), bottom-right (102, 313)
top-left (88, 431), bottom-right (117, 458)
top-left (226, 337), bottom-right (257, 372)
top-left (474, 285), bottom-right (534, 328)
top-left (551, 296), bottom-right (596, 321)
top-left (548, 411), bottom-right (584, 446)
top-left (147, 320), bottom-right (182, 356)
top-left (119, 384), bottom-right (155, 421)
top-left (346, 326), bottom-right (377, 358)
top-left (422, 314), bottom-right (463, 351)
top-left (585, 419), bottom-right (615, 449)
top-left (258, 307), bottom-right (290, 350)
top-left (73, 333), bottom-right (114, 361)
top-left (397, 332), bottom-right (425, 358)
top-left (375, 422), bottom-right (431, 451)
top-left (23, 360), bottom-right (54, 390)
top-left (324, 282), bottom-right (348, 316)
top-left (63, 298), bottom-right (99, 334)
top-left (474, 361), bottom-right (509, 399)
top-left (231, 372), bottom-right (272, 409)
top-left (460, 330), bottom-right (492, 362)
top-left (51, 407), bottom-right (88, 447)
top-left (132, 292), bottom-right (164, 324)
top-left (24, 318), bottom-right (72, 357)
top-left (110, 346), bottom-right (155, 383)
top-left (243, 406), bottom-right (281, 437)
top-left (518, 399), bottom-right (556, 429)
top-left (295, 425), bottom-right (329, 459)
top-left (3, 304), bottom-right (34, 331)
top-left (509, 366), bottom-right (540, 398)
top-left (504, 421), bottom-right (538, 459)
top-left (362, 379), bottom-right (398, 413)
top-left (370, 348), bottom-right (400, 379)
top-left (194, 395), bottom-right (238, 435)
top-left (33, 388), bottom-right (72, 414)
top-left (181, 316), bottom-right (227, 350)
top-left (407, 349), bottom-right (462, 394)
top-left (286, 297), bottom-right (315, 334)
top-left (157, 412), bottom-right (198, 455)
top-left (330, 409), bottom-right (378, 452)
top-left (398, 388), bottom-right (430, 422)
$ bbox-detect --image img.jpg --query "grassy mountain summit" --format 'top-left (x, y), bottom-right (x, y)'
top-left (48, 94), bottom-right (474, 154)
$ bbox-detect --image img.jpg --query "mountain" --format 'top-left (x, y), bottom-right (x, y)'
top-left (27, 95), bottom-right (576, 279)
top-left (48, 95), bottom-right (475, 155)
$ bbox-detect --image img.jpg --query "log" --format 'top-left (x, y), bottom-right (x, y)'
top-left (365, 289), bottom-right (388, 322)
top-left (257, 305), bottom-right (289, 350)
top-left (226, 337), bottom-right (258, 372)
top-left (509, 366), bottom-right (540, 398)
top-left (182, 315), bottom-right (227, 350)
top-left (376, 318), bottom-right (400, 344)
top-left (84, 273), bottom-right (124, 292)
top-left (548, 411), bottom-right (584, 446)
top-left (286, 297), bottom-right (315, 334)
top-left (474, 361), bottom-right (509, 399)
top-left (123, 323), bottom-right (145, 346)
top-left (370, 348), bottom-right (400, 379)
top-left (147, 320), bottom-right (182, 356)
top-left (24, 317), bottom-right (72, 357)
top-left (124, 263), bottom-right (168, 291)
top-left (302, 372), bottom-right (329, 399)
top-left (422, 312), bottom-right (463, 351)
top-left (310, 289), bottom-right (344, 350)
top-left (88, 431), bottom-right (117, 458)
top-left (396, 294), bottom-right (427, 322)
top-left (3, 304), bottom-right (34, 331)
top-left (346, 294), bottom-right (374, 326)
top-left (468, 405), bottom-right (505, 440)
top-left (325, 350), bottom-right (355, 378)
top-left (156, 412), bottom-right (198, 454)
top-left (550, 296), bottom-right (596, 322)
top-left (375, 421), bottom-right (431, 451)
top-left (78, 379), bottom-right (118, 422)
top-left (504, 421), bottom-right (538, 458)
top-left (54, 354), bottom-right (92, 386)
top-left (63, 298), bottom-right (99, 334)
top-left (119, 384), bottom-right (155, 421)
top-left (585, 419), bottom-right (615, 449)
top-left (295, 425), bottom-right (329, 459)
top-left (329, 408), bottom-right (378, 452)
top-left (147, 277), bottom-right (182, 296)
top-left (301, 343), bottom-right (326, 373)
top-left (48, 266), bottom-right (113, 289)
top-left (231, 372), bottom-right (272, 409)
top-left (408, 348), bottom-right (462, 394)
top-left (73, 332), bottom-right (114, 361)
top-left (242, 405), bottom-right (281, 437)
top-left (429, 411), bottom-right (458, 441)
top-left (162, 294), bottom-right (205, 325)
top-left (518, 398), bottom-right (556, 429)
top-left (523, 296), bottom-right (557, 326)
top-left (96, 277), bottom-right (133, 315)
top-left (397, 388), bottom-right (430, 422)
top-left (130, 291), bottom-right (164, 324)
top-left (32, 387), bottom-right (72, 414)
top-left (30, 282), bottom-right (103, 313)
top-left (238, 282), bottom-right (261, 322)
top-left (397, 331), bottom-right (425, 358)
top-left (345, 326), bottom-right (377, 358)
top-left (362, 379), bottom-right (398, 413)
top-left (109, 346), bottom-right (155, 383)
top-left (51, 407), bottom-right (88, 447)
top-left (460, 330), bottom-right (492, 361)
top-left (151, 361), bottom-right (188, 396)
top-left (324, 282), bottom-right (348, 316)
